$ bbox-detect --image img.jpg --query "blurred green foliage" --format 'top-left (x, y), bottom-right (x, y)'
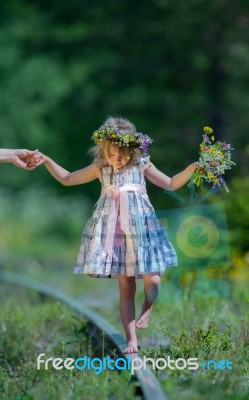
top-left (224, 177), bottom-right (249, 254)
top-left (0, 187), bottom-right (92, 266)
top-left (0, 0), bottom-right (248, 253)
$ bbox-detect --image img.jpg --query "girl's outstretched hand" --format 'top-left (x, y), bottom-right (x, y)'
top-left (189, 162), bottom-right (203, 174)
top-left (28, 151), bottom-right (49, 168)
top-left (32, 151), bottom-right (48, 167)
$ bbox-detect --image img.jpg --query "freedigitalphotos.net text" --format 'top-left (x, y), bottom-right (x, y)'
top-left (37, 353), bottom-right (232, 375)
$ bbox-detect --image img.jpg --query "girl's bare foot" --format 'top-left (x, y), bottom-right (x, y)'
top-left (136, 301), bottom-right (153, 329)
top-left (124, 340), bottom-right (138, 354)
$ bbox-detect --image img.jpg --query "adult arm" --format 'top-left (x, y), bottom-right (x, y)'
top-left (0, 149), bottom-right (39, 169)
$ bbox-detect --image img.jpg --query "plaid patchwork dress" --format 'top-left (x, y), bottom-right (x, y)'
top-left (74, 156), bottom-right (178, 279)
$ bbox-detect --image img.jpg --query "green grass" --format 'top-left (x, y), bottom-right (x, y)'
top-left (0, 283), bottom-right (139, 400)
top-left (140, 318), bottom-right (248, 400)
top-left (136, 277), bottom-right (249, 400)
top-left (94, 274), bottom-right (248, 399)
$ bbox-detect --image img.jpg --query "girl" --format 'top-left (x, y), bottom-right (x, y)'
top-left (36, 116), bottom-right (199, 354)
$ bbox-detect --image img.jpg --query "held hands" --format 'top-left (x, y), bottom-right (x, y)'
top-left (8, 149), bottom-right (49, 170)
top-left (9, 149), bottom-right (42, 170)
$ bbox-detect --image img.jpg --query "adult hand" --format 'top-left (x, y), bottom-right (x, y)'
top-left (9, 149), bottom-right (41, 170)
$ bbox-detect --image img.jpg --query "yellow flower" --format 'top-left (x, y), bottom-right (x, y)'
top-left (203, 126), bottom-right (213, 134)
top-left (211, 135), bottom-right (215, 141)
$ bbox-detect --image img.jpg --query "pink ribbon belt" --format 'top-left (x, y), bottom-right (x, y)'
top-left (101, 184), bottom-right (147, 260)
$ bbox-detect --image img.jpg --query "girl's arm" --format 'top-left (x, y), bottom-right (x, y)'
top-left (144, 162), bottom-right (198, 191)
top-left (37, 153), bottom-right (99, 186)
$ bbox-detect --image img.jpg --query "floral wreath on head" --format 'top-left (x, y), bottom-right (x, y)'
top-left (91, 125), bottom-right (153, 155)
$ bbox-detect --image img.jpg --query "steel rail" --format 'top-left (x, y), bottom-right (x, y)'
top-left (0, 269), bottom-right (167, 400)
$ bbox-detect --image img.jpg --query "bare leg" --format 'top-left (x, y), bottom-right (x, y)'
top-left (136, 273), bottom-right (161, 329)
top-left (117, 276), bottom-right (138, 354)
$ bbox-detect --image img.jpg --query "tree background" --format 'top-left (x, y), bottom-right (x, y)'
top-left (0, 0), bottom-right (249, 253)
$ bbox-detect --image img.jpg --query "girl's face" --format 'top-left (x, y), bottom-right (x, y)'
top-left (105, 144), bottom-right (130, 170)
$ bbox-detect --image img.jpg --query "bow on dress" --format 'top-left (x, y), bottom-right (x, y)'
top-left (101, 184), bottom-right (147, 266)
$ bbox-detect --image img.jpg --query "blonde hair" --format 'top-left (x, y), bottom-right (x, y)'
top-left (88, 116), bottom-right (144, 169)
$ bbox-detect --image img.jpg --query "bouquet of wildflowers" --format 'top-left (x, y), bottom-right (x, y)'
top-left (188, 126), bottom-right (236, 192)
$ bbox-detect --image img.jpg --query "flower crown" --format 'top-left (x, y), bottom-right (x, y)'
top-left (91, 126), bottom-right (153, 155)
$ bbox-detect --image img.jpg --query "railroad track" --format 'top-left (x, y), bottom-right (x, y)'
top-left (0, 269), bottom-right (168, 400)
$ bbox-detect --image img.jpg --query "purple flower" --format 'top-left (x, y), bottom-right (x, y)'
top-left (222, 143), bottom-right (231, 149)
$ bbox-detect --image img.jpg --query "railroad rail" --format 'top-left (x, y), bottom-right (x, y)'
top-left (0, 269), bottom-right (167, 400)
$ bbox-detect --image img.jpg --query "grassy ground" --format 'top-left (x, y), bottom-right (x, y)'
top-left (140, 281), bottom-right (249, 400)
top-left (0, 189), bottom-right (248, 399)
top-left (1, 279), bottom-right (248, 400)
top-left (0, 283), bottom-right (139, 400)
